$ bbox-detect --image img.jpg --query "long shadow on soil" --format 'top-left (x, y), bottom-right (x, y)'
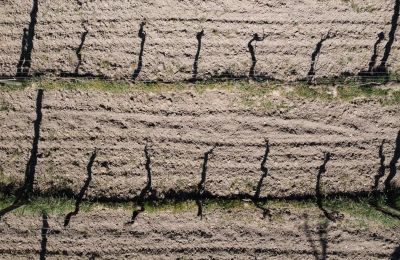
top-left (384, 130), bottom-right (400, 194)
top-left (196, 146), bottom-right (216, 219)
top-left (16, 0), bottom-right (38, 78)
top-left (190, 30), bottom-right (204, 82)
top-left (304, 214), bottom-right (329, 260)
top-left (0, 89), bottom-right (43, 219)
top-left (89, 255), bottom-right (97, 260)
top-left (74, 27), bottom-right (89, 75)
top-left (374, 0), bottom-right (400, 80)
top-left (127, 144), bottom-right (153, 224)
top-left (316, 152), bottom-right (342, 221)
top-left (64, 149), bottom-right (97, 227)
top-left (357, 0), bottom-right (400, 82)
top-left (252, 139), bottom-right (271, 219)
top-left (40, 212), bottom-right (49, 260)
top-left (61, 27), bottom-right (89, 77)
top-left (391, 246), bottom-right (400, 260)
top-left (307, 32), bottom-right (332, 84)
top-left (248, 33), bottom-right (265, 80)
top-left (59, 22), bottom-right (99, 78)
top-left (358, 32), bottom-right (385, 78)
top-left (373, 139), bottom-right (386, 193)
top-left (132, 22), bottom-right (146, 81)
top-left (369, 132), bottom-right (400, 220)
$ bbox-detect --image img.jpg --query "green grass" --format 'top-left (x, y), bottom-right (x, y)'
top-left (144, 200), bottom-right (196, 213)
top-left (1, 192), bottom-right (399, 227)
top-left (0, 98), bottom-right (11, 111)
top-left (0, 79), bottom-right (399, 107)
top-left (289, 84), bottom-right (334, 101)
top-left (258, 195), bottom-right (400, 227)
top-left (324, 196), bottom-right (400, 227)
top-left (37, 79), bottom-right (132, 92)
top-left (32, 79), bottom-right (281, 95)
top-left (388, 90), bottom-right (400, 106)
top-left (0, 195), bottom-right (81, 216)
top-left (340, 0), bottom-right (376, 13)
top-left (337, 86), bottom-right (388, 100)
top-left (140, 199), bottom-right (249, 213)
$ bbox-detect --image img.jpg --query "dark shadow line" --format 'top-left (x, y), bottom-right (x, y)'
top-left (16, 29), bottom-right (29, 77)
top-left (0, 202), bottom-right (25, 220)
top-left (64, 149), bottom-right (97, 227)
top-left (373, 204), bottom-right (400, 219)
top-left (373, 139), bottom-right (386, 194)
top-left (190, 29), bottom-right (204, 82)
top-left (368, 32), bottom-right (385, 73)
top-left (0, 89), bottom-right (43, 219)
top-left (132, 22), bottom-right (146, 81)
top-left (319, 221), bottom-right (328, 260)
top-left (369, 132), bottom-right (400, 217)
top-left (384, 130), bottom-right (400, 193)
top-left (16, 0), bottom-right (38, 78)
top-left (391, 246), bottom-right (400, 260)
top-left (58, 71), bottom-right (104, 79)
top-left (127, 144), bottom-right (152, 224)
top-left (304, 214), bottom-right (329, 260)
top-left (25, 89), bottom-right (43, 198)
top-left (378, 0), bottom-right (400, 72)
top-left (307, 32), bottom-right (332, 84)
top-left (248, 33), bottom-right (265, 80)
top-left (253, 139), bottom-right (271, 219)
top-left (196, 146), bottom-right (216, 219)
top-left (304, 215), bottom-right (319, 260)
top-left (2, 186), bottom-right (393, 206)
top-left (74, 28), bottom-right (89, 75)
top-left (40, 212), bottom-right (49, 260)
top-left (358, 32), bottom-right (385, 78)
top-left (316, 152), bottom-right (337, 221)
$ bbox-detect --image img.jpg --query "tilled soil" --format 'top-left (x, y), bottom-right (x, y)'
top-left (0, 88), bottom-right (399, 200)
top-left (1, 0), bottom-right (400, 81)
top-left (0, 205), bottom-right (398, 259)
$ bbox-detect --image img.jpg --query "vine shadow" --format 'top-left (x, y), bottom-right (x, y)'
top-left (304, 214), bottom-right (329, 260)
top-left (132, 22), bottom-right (146, 81)
top-left (16, 0), bottom-right (38, 78)
top-left (0, 89), bottom-right (43, 219)
top-left (307, 32), bottom-right (333, 84)
top-left (127, 144), bottom-right (153, 225)
top-left (252, 139), bottom-right (271, 219)
top-left (64, 149), bottom-right (97, 227)
top-left (190, 29), bottom-right (204, 82)
top-left (196, 146), bottom-right (216, 219)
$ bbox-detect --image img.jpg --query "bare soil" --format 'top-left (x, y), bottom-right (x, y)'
top-left (0, 204), bottom-right (399, 259)
top-left (0, 87), bottom-right (399, 200)
top-left (1, 0), bottom-right (400, 81)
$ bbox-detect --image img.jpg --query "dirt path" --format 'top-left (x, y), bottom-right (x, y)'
top-left (0, 88), bottom-right (399, 200)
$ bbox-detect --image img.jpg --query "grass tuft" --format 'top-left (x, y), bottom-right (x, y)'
top-left (337, 86), bottom-right (388, 100)
top-left (0, 79), bottom-right (399, 108)
top-left (0, 192), bottom-right (399, 227)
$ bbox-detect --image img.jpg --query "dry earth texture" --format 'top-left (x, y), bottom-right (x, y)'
top-left (0, 203), bottom-right (400, 259)
top-left (2, 0), bottom-right (400, 81)
top-left (0, 84), bottom-right (399, 200)
top-left (0, 83), bottom-right (399, 259)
